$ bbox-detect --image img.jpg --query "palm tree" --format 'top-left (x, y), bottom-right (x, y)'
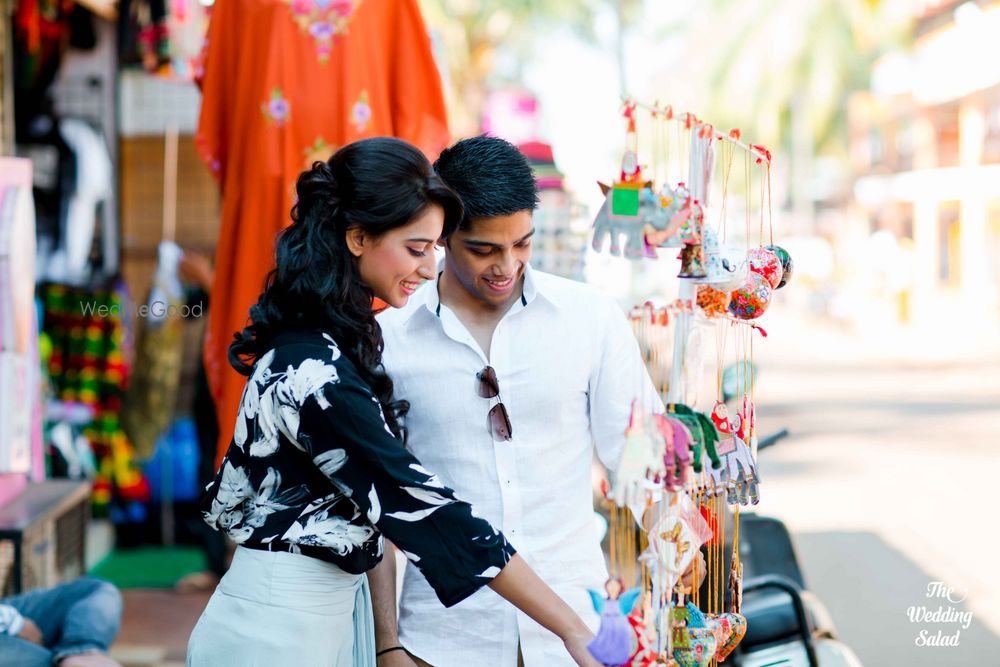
top-left (418, 0), bottom-right (645, 134)
top-left (689, 0), bottom-right (909, 227)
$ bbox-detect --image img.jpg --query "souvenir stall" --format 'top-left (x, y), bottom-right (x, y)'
top-left (2, 115), bottom-right (97, 599)
top-left (588, 101), bottom-right (794, 666)
top-left (0, 4), bottom-right (223, 593)
top-left (5, 0), bottom-right (153, 530)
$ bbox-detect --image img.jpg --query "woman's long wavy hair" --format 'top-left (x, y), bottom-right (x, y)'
top-left (229, 137), bottom-right (463, 437)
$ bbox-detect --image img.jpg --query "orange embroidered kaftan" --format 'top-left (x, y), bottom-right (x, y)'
top-left (196, 0), bottom-right (449, 463)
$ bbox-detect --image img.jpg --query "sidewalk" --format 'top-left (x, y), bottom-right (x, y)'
top-left (750, 304), bottom-right (1000, 664)
top-left (111, 590), bottom-right (210, 667)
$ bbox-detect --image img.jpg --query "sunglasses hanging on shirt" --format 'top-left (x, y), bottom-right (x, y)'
top-left (477, 366), bottom-right (512, 441)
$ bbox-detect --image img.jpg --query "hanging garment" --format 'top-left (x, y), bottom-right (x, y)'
top-left (19, 114), bottom-right (77, 264)
top-left (0, 160), bottom-right (42, 477)
top-left (13, 0), bottom-right (74, 129)
top-left (196, 0), bottom-right (450, 464)
top-left (45, 118), bottom-right (117, 286)
top-left (120, 242), bottom-right (186, 460)
top-left (119, 0), bottom-right (171, 73)
top-left (0, 188), bottom-right (31, 474)
top-left (40, 281), bottom-right (150, 513)
top-left (166, 0), bottom-right (211, 80)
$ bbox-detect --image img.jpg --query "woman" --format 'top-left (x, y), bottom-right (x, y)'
top-left (187, 138), bottom-right (602, 667)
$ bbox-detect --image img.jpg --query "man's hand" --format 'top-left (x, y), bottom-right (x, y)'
top-left (678, 549), bottom-right (708, 594)
top-left (18, 618), bottom-right (43, 645)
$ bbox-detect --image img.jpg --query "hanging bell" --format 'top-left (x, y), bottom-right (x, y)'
top-left (678, 244), bottom-right (707, 279)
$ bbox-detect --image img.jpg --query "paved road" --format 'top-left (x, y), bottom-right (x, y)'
top-left (748, 310), bottom-right (1000, 666)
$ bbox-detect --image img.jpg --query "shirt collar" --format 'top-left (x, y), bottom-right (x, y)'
top-left (404, 263), bottom-right (562, 326)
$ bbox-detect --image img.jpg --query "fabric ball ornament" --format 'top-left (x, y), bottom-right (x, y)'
top-left (747, 247), bottom-right (783, 289)
top-left (765, 244), bottom-right (793, 289)
top-left (705, 615), bottom-right (733, 655)
top-left (696, 285), bottom-right (731, 316)
top-left (673, 627), bottom-right (718, 667)
top-left (728, 272), bottom-right (772, 320)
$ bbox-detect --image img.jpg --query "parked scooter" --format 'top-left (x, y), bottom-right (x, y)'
top-left (720, 364), bottom-right (863, 667)
top-left (725, 435), bottom-right (863, 666)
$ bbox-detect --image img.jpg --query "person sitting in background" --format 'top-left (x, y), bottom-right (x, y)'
top-left (0, 577), bottom-right (123, 666)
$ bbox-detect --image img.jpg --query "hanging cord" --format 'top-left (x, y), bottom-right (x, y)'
top-left (717, 139), bottom-right (735, 244)
top-left (767, 161), bottom-right (774, 247)
top-left (744, 151), bottom-right (752, 255)
top-left (758, 160), bottom-right (766, 247)
top-left (625, 98), bottom-right (771, 165)
top-left (731, 503), bottom-right (741, 614)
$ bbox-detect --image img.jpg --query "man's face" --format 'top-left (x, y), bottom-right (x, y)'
top-left (444, 210), bottom-right (534, 307)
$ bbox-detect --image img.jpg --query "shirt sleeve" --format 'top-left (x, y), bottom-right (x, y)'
top-left (0, 604), bottom-right (25, 636)
top-left (589, 296), bottom-right (665, 472)
top-left (298, 357), bottom-right (516, 608)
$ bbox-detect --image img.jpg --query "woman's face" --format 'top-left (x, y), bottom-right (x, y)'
top-left (352, 203), bottom-right (443, 308)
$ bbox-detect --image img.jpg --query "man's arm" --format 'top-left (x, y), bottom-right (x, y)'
top-left (367, 545), bottom-right (416, 666)
top-left (588, 297), bottom-right (664, 471)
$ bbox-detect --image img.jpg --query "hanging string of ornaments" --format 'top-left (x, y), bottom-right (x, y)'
top-left (585, 100), bottom-right (796, 667)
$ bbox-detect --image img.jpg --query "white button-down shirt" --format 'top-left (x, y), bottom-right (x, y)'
top-left (379, 265), bottom-right (661, 667)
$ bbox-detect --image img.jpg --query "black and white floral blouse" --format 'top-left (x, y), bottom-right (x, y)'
top-left (201, 330), bottom-right (516, 607)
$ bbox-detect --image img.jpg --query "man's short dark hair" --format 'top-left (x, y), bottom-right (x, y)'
top-left (433, 135), bottom-right (539, 230)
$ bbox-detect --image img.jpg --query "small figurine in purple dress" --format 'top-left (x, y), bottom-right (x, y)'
top-left (587, 578), bottom-right (642, 666)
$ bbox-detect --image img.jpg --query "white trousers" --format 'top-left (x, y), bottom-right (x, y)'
top-left (187, 546), bottom-right (375, 667)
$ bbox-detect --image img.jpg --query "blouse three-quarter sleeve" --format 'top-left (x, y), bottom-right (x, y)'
top-left (297, 354), bottom-right (516, 608)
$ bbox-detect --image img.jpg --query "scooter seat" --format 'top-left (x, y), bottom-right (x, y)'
top-left (741, 586), bottom-right (809, 649)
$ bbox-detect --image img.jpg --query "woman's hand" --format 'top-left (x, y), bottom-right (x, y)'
top-left (488, 555), bottom-right (604, 667)
top-left (376, 650), bottom-right (418, 667)
top-left (562, 630), bottom-right (604, 667)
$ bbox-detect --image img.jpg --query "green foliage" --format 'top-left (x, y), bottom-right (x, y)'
top-left (701, 0), bottom-right (910, 156)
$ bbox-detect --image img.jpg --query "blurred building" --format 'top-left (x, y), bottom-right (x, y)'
top-left (518, 141), bottom-right (587, 281)
top-left (482, 88), bottom-right (588, 280)
top-left (848, 0), bottom-right (1000, 330)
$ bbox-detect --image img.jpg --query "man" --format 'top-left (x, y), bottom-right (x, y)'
top-left (375, 136), bottom-right (703, 667)
top-left (0, 577), bottom-right (123, 666)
